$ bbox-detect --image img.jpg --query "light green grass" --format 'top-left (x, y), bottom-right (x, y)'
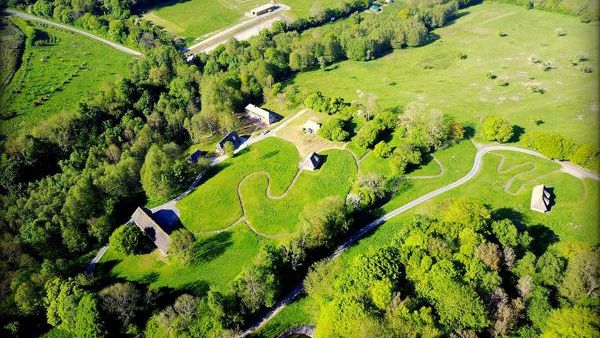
top-left (241, 148), bottom-right (357, 235)
top-left (0, 20), bottom-right (132, 138)
top-left (143, 0), bottom-right (349, 40)
top-left (290, 3), bottom-right (600, 144)
top-left (178, 137), bottom-right (300, 232)
top-left (252, 296), bottom-right (315, 338)
top-left (102, 223), bottom-right (264, 293)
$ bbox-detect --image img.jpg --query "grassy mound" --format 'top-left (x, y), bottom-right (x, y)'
top-left (178, 137), bottom-right (301, 232)
top-left (241, 148), bottom-right (357, 235)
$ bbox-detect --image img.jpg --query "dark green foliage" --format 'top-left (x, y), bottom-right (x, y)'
top-left (109, 225), bottom-right (141, 255)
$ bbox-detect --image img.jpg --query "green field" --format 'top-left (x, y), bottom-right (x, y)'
top-left (178, 137), bottom-right (300, 233)
top-left (241, 148), bottom-right (357, 235)
top-left (103, 223), bottom-right (264, 293)
top-left (143, 0), bottom-right (348, 40)
top-left (260, 143), bottom-right (600, 337)
top-left (0, 19), bottom-right (132, 138)
top-left (288, 3), bottom-right (600, 144)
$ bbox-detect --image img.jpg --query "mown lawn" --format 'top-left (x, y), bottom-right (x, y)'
top-left (0, 19), bottom-right (132, 138)
top-left (178, 137), bottom-right (300, 232)
top-left (290, 3), bottom-right (599, 144)
top-left (241, 148), bottom-right (357, 235)
top-left (102, 223), bottom-right (264, 293)
top-left (143, 0), bottom-right (350, 40)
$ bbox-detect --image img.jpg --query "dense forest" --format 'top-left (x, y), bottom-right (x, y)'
top-left (306, 200), bottom-right (600, 337)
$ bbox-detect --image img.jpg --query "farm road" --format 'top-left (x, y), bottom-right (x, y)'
top-left (239, 143), bottom-right (599, 336)
top-left (4, 9), bottom-right (142, 57)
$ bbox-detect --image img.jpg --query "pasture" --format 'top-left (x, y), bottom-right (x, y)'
top-left (289, 3), bottom-right (599, 144)
top-left (0, 19), bottom-right (132, 138)
top-left (142, 0), bottom-right (348, 40)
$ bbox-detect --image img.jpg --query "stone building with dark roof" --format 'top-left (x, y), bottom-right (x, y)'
top-left (300, 152), bottom-right (322, 171)
top-left (131, 207), bottom-right (170, 255)
top-left (216, 131), bottom-right (243, 155)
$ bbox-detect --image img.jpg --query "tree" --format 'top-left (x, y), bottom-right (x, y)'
top-left (140, 143), bottom-right (190, 200)
top-left (170, 229), bottom-right (195, 265)
top-left (15, 281), bottom-right (44, 315)
top-left (569, 143), bottom-right (597, 167)
top-left (541, 307), bottom-right (600, 338)
top-left (373, 141), bottom-right (392, 158)
top-left (45, 278), bottom-right (104, 337)
top-left (354, 120), bottom-right (386, 148)
top-left (99, 283), bottom-right (141, 329)
top-left (301, 196), bottom-right (349, 248)
top-left (481, 115), bottom-right (514, 143)
top-left (559, 248), bottom-right (599, 304)
top-left (223, 141), bottom-right (235, 158)
top-left (318, 117), bottom-right (350, 141)
top-left (109, 225), bottom-right (141, 255)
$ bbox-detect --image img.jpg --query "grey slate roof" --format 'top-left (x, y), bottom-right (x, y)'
top-left (131, 207), bottom-right (170, 254)
top-left (216, 131), bottom-right (243, 154)
top-left (300, 152), bottom-right (321, 171)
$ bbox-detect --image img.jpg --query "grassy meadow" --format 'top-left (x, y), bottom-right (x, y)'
top-left (102, 223), bottom-right (264, 293)
top-left (178, 137), bottom-right (300, 232)
top-left (241, 148), bottom-right (357, 235)
top-left (259, 143), bottom-right (600, 337)
top-left (289, 3), bottom-right (599, 144)
top-left (0, 19), bottom-right (132, 138)
top-left (142, 0), bottom-right (349, 40)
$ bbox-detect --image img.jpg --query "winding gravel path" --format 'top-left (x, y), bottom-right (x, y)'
top-left (4, 9), bottom-right (142, 57)
top-left (239, 144), bottom-right (599, 337)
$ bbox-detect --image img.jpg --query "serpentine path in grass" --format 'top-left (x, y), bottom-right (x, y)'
top-left (239, 143), bottom-right (600, 337)
top-left (198, 146), bottom-right (359, 238)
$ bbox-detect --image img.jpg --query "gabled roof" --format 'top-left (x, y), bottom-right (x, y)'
top-left (131, 207), bottom-right (170, 254)
top-left (218, 131), bottom-right (243, 149)
top-left (188, 150), bottom-right (202, 163)
top-left (303, 120), bottom-right (321, 130)
top-left (245, 104), bottom-right (271, 120)
top-left (301, 152), bottom-right (321, 171)
top-left (530, 184), bottom-right (550, 213)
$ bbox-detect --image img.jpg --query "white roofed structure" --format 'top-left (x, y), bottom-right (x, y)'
top-left (530, 184), bottom-right (551, 213)
top-left (245, 104), bottom-right (275, 125)
top-left (303, 120), bottom-right (321, 134)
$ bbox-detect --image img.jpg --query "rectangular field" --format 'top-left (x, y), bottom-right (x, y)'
top-left (142, 0), bottom-right (348, 40)
top-left (287, 3), bottom-right (600, 144)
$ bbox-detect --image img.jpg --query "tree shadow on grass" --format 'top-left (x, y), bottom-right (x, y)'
top-left (190, 231), bottom-right (234, 265)
top-left (260, 150), bottom-right (280, 161)
top-left (510, 125), bottom-right (525, 142)
top-left (527, 224), bottom-right (559, 256)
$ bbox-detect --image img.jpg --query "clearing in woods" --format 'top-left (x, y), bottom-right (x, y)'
top-left (0, 18), bottom-right (132, 138)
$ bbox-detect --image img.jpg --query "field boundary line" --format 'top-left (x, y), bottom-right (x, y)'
top-left (4, 9), bottom-right (142, 57)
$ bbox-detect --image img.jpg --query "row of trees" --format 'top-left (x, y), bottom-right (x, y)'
top-left (521, 131), bottom-right (598, 167)
top-left (305, 199), bottom-right (600, 337)
top-left (13, 0), bottom-right (171, 50)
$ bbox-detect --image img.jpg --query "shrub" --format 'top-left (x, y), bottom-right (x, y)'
top-left (569, 143), bottom-right (597, 167)
top-left (170, 229), bottom-right (195, 265)
top-left (521, 132), bottom-right (576, 160)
